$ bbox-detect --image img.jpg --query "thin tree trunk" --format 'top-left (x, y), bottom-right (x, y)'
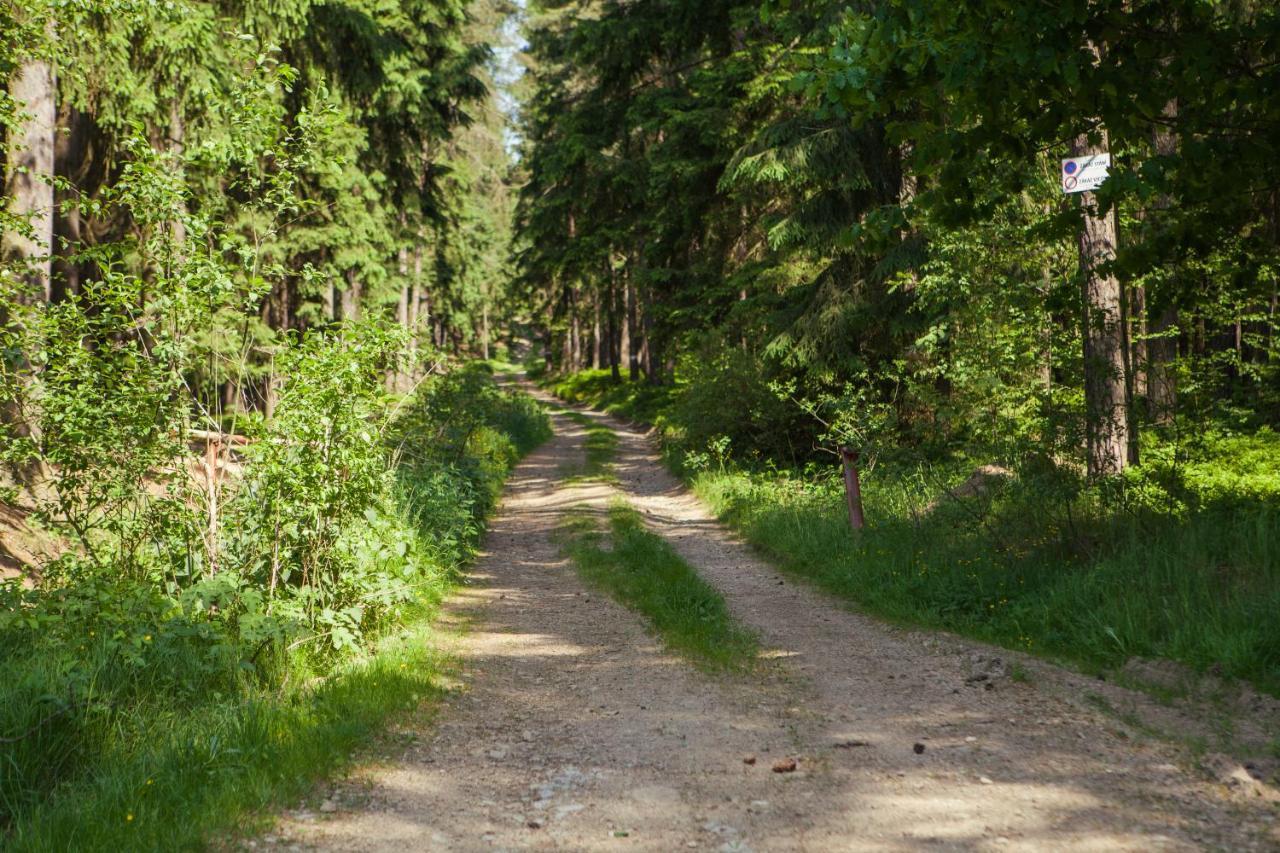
top-left (640, 293), bottom-right (654, 383)
top-left (570, 286), bottom-right (581, 371)
top-left (592, 291), bottom-right (602, 369)
top-left (1131, 283), bottom-right (1147, 400)
top-left (340, 269), bottom-right (361, 322)
top-left (607, 264), bottom-right (621, 382)
top-left (544, 298), bottom-right (554, 372)
top-left (52, 104), bottom-right (90, 303)
top-left (625, 275), bottom-right (638, 381)
top-left (168, 96), bottom-right (187, 246)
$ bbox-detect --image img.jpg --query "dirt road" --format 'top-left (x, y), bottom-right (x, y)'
top-left (269, 393), bottom-right (1279, 851)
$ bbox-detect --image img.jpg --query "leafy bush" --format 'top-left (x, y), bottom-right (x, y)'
top-left (671, 348), bottom-right (815, 468)
top-left (0, 365), bottom-right (550, 845)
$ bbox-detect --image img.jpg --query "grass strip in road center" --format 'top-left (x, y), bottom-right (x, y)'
top-left (557, 501), bottom-right (759, 671)
top-left (557, 410), bottom-right (619, 482)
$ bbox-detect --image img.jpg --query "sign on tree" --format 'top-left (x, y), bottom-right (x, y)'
top-left (1061, 153), bottom-right (1110, 194)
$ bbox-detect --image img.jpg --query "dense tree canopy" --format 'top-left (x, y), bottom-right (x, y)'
top-left (514, 0), bottom-right (1280, 476)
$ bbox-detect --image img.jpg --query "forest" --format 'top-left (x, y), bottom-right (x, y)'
top-left (1, 0), bottom-right (1278, 848)
top-left (517, 0), bottom-right (1280, 690)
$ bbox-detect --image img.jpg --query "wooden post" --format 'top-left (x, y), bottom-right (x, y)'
top-left (840, 445), bottom-right (865, 531)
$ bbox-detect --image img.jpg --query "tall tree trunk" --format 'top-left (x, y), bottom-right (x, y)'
top-left (221, 378), bottom-right (240, 415)
top-left (640, 291), bottom-right (655, 383)
top-left (607, 264), bottom-right (621, 382)
top-left (168, 96), bottom-right (186, 246)
top-left (393, 247), bottom-right (410, 392)
top-left (52, 104), bottom-right (90, 303)
top-left (3, 54), bottom-right (56, 303)
top-left (570, 285), bottom-right (581, 371)
top-left (1130, 283), bottom-right (1147, 400)
top-left (1073, 128), bottom-right (1131, 477)
top-left (561, 289), bottom-right (573, 370)
top-left (1147, 100), bottom-right (1180, 424)
top-left (625, 275), bottom-right (638, 381)
top-left (408, 245), bottom-right (422, 355)
top-left (592, 291), bottom-right (602, 369)
top-left (326, 283), bottom-right (339, 322)
top-left (0, 48), bottom-right (54, 477)
top-left (544, 298), bottom-right (554, 372)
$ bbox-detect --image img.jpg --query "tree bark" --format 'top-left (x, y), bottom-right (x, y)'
top-left (3, 54), bottom-right (56, 303)
top-left (340, 269), bottom-right (361, 322)
top-left (1147, 100), bottom-right (1180, 423)
top-left (569, 285), bottom-right (581, 371)
top-left (52, 103), bottom-right (90, 303)
top-left (1073, 129), bottom-right (1131, 478)
top-left (625, 274), bottom-right (638, 381)
top-left (591, 290), bottom-right (602, 368)
top-left (607, 264), bottom-right (621, 381)
top-left (168, 96), bottom-right (187, 246)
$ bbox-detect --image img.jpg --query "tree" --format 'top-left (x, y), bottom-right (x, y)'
top-left (2, 6), bottom-right (55, 304)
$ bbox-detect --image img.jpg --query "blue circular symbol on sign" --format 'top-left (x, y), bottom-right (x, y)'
top-left (1064, 161), bottom-right (1078, 175)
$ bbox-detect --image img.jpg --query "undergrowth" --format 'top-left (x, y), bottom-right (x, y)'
top-left (557, 501), bottom-right (759, 671)
top-left (543, 368), bottom-right (1280, 697)
top-left (0, 364), bottom-right (551, 850)
top-left (539, 368), bottom-right (677, 427)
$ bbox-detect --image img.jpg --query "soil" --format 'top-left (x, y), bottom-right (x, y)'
top-left (262, 388), bottom-right (1280, 852)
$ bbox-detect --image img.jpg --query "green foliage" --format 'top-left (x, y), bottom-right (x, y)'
top-left (0, 609), bottom-right (452, 852)
top-left (548, 368), bottom-right (1280, 696)
top-left (670, 347), bottom-right (814, 468)
top-left (558, 501), bottom-right (760, 672)
top-left (0, 368), bottom-right (550, 844)
top-left (226, 323), bottom-right (407, 654)
top-left (0, 0), bottom-right (528, 843)
top-left (694, 452), bottom-right (1280, 696)
top-left (543, 369), bottom-right (677, 427)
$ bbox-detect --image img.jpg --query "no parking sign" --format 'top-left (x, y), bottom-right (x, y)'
top-left (1062, 153), bottom-right (1110, 193)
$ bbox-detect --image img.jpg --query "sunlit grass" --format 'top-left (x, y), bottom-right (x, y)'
top-left (557, 501), bottom-right (759, 671)
top-left (542, 368), bottom-right (677, 425)
top-left (543, 369), bottom-right (1280, 698)
top-left (3, 615), bottom-right (454, 852)
top-left (557, 410), bottom-right (619, 482)
top-left (693, 467), bottom-right (1280, 696)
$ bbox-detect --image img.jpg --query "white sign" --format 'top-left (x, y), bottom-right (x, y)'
top-left (1061, 153), bottom-right (1111, 194)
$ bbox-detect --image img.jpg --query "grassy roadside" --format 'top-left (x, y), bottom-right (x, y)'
top-left (7, 616), bottom-right (456, 851)
top-left (1, 369), bottom-right (552, 851)
top-left (558, 501), bottom-right (759, 671)
top-left (537, 369), bottom-right (1280, 699)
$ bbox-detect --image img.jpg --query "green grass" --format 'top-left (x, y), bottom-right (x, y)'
top-left (3, 615), bottom-right (454, 851)
top-left (541, 368), bottom-right (677, 425)
top-left (1, 374), bottom-right (553, 850)
top-left (694, 467), bottom-right (1280, 696)
top-left (557, 410), bottom-right (619, 481)
top-left (543, 368), bottom-right (1280, 698)
top-left (557, 501), bottom-right (759, 671)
